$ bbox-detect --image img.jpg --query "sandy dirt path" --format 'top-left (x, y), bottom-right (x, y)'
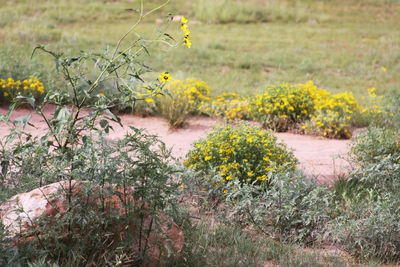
top-left (0, 106), bottom-right (351, 183)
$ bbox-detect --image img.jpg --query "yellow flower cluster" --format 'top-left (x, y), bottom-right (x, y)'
top-left (0, 77), bottom-right (45, 99)
top-left (180, 16), bottom-right (191, 48)
top-left (249, 81), bottom-right (316, 131)
top-left (247, 81), bottom-right (365, 138)
top-left (360, 87), bottom-right (387, 117)
top-left (200, 92), bottom-right (249, 121)
top-left (134, 78), bottom-right (379, 139)
top-left (303, 90), bottom-right (359, 138)
top-left (163, 79), bottom-right (210, 108)
top-left (185, 123), bottom-right (297, 192)
top-left (0, 77), bottom-right (45, 104)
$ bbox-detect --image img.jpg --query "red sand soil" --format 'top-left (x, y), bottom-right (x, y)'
top-left (0, 106), bottom-right (351, 183)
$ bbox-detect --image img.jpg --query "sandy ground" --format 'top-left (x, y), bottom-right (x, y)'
top-left (0, 106), bottom-right (351, 183)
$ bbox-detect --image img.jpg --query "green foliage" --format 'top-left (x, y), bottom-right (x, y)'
top-left (372, 88), bottom-right (400, 129)
top-left (351, 127), bottom-right (400, 166)
top-left (171, 222), bottom-right (272, 266)
top-left (329, 191), bottom-right (400, 262)
top-left (0, 132), bottom-right (180, 265)
top-left (0, 1), bottom-right (187, 265)
top-left (383, 89), bottom-right (400, 129)
top-left (225, 172), bottom-right (332, 244)
top-left (328, 126), bottom-right (400, 262)
top-left (193, 0), bottom-right (270, 24)
top-left (348, 127), bottom-right (400, 193)
top-left (184, 122), bottom-right (298, 192)
top-left (192, 0), bottom-right (316, 24)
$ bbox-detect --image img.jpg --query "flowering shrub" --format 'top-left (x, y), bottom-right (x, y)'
top-left (131, 78), bottom-right (210, 127)
top-left (0, 77), bottom-right (45, 104)
top-left (200, 92), bottom-right (249, 121)
top-left (360, 88), bottom-right (399, 129)
top-left (248, 81), bottom-right (362, 138)
top-left (155, 79), bottom-right (210, 128)
top-left (302, 91), bottom-right (359, 138)
top-left (184, 122), bottom-right (297, 192)
top-left (249, 81), bottom-right (316, 131)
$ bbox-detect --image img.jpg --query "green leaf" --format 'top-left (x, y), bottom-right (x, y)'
top-left (104, 109), bottom-right (122, 127)
top-left (13, 114), bottom-right (32, 129)
top-left (141, 45), bottom-right (150, 56)
top-left (16, 96), bottom-right (35, 108)
top-left (100, 119), bottom-right (112, 134)
top-left (55, 106), bottom-right (71, 123)
top-left (1, 160), bottom-right (8, 176)
top-left (164, 33), bottom-right (175, 41)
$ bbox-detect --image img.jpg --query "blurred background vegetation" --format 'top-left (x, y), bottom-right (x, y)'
top-left (0, 0), bottom-right (399, 107)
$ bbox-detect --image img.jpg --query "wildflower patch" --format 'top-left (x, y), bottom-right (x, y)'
top-left (184, 122), bottom-right (298, 193)
top-left (0, 77), bottom-right (45, 104)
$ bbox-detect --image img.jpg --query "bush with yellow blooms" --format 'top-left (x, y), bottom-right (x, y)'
top-left (200, 92), bottom-right (249, 121)
top-left (184, 122), bottom-right (298, 193)
top-left (249, 81), bottom-right (316, 131)
top-left (0, 77), bottom-right (45, 104)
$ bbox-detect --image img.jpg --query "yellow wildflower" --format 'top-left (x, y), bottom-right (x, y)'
top-left (181, 16), bottom-right (188, 24)
top-left (159, 72), bottom-right (172, 83)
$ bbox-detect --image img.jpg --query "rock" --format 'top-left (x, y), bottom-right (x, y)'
top-left (0, 180), bottom-right (184, 264)
top-left (172, 15), bottom-right (182, 22)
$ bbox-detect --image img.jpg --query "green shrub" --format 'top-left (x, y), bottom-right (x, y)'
top-left (351, 127), bottom-right (400, 166)
top-left (0, 1), bottom-right (188, 264)
top-left (0, 131), bottom-right (181, 265)
top-left (329, 191), bottom-right (400, 262)
top-left (341, 127), bottom-right (400, 198)
top-left (184, 122), bottom-right (298, 193)
top-left (327, 126), bottom-right (400, 262)
top-left (225, 171), bottom-right (332, 244)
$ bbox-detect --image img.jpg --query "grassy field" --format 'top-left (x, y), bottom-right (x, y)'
top-left (0, 0), bottom-right (399, 104)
